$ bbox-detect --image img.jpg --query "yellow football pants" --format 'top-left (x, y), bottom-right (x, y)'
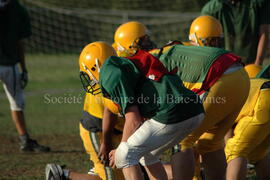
top-left (181, 68), bottom-right (250, 154)
top-left (79, 123), bottom-right (124, 180)
top-left (225, 89), bottom-right (270, 164)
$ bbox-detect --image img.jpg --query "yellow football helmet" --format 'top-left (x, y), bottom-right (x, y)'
top-left (244, 64), bottom-right (262, 78)
top-left (189, 15), bottom-right (223, 47)
top-left (114, 21), bottom-right (156, 57)
top-left (79, 41), bottom-right (116, 95)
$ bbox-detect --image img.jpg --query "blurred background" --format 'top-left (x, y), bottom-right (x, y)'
top-left (0, 0), bottom-right (267, 179)
top-left (22, 0), bottom-right (208, 54)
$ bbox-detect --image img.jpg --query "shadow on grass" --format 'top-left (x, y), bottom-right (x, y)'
top-left (50, 150), bottom-right (84, 153)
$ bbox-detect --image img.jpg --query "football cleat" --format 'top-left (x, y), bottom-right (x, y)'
top-left (45, 163), bottom-right (67, 180)
top-left (88, 167), bottom-right (98, 176)
top-left (20, 138), bottom-right (50, 152)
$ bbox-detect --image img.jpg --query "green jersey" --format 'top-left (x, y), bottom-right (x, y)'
top-left (0, 0), bottom-right (31, 65)
top-left (201, 0), bottom-right (270, 64)
top-left (159, 45), bottom-right (228, 84)
top-left (99, 55), bottom-right (204, 124)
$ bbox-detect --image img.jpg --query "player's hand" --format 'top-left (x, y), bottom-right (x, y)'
top-left (109, 149), bottom-right (116, 168)
top-left (98, 142), bottom-right (111, 166)
top-left (20, 71), bottom-right (28, 89)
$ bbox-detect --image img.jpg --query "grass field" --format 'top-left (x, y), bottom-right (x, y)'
top-left (0, 54), bottom-right (90, 180)
top-left (1, 54), bottom-right (269, 180)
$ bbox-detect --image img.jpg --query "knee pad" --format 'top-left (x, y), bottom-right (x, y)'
top-left (115, 142), bottom-right (139, 168)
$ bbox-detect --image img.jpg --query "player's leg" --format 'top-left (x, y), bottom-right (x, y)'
top-left (200, 69), bottom-right (249, 180)
top-left (226, 87), bottom-right (270, 180)
top-left (124, 114), bottom-right (203, 180)
top-left (45, 163), bottom-right (102, 180)
top-left (79, 123), bottom-right (124, 179)
top-left (255, 153), bottom-right (270, 180)
top-left (69, 171), bottom-right (102, 180)
top-left (11, 110), bottom-right (27, 135)
top-left (162, 163), bottom-right (173, 180)
top-left (2, 65), bottom-right (27, 134)
top-left (226, 157), bottom-right (247, 180)
top-left (122, 165), bottom-right (145, 180)
top-left (171, 147), bottom-right (195, 180)
top-left (115, 119), bottom-right (167, 180)
top-left (176, 68), bottom-right (249, 180)
top-left (249, 134), bottom-right (270, 179)
top-left (143, 162), bottom-right (172, 180)
top-left (224, 127), bottom-right (234, 144)
top-left (2, 65), bottom-right (50, 152)
top-left (201, 149), bottom-right (227, 180)
top-left (142, 162), bottom-right (167, 180)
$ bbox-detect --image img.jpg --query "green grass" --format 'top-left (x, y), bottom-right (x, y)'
top-left (0, 54), bottom-right (89, 180)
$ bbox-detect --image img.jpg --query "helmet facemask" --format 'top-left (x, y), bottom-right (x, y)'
top-left (115, 42), bottom-right (134, 57)
top-left (115, 35), bottom-right (156, 57)
top-left (190, 33), bottom-right (224, 48)
top-left (132, 35), bottom-right (156, 52)
top-left (79, 60), bottom-right (101, 95)
top-left (201, 36), bottom-right (224, 48)
top-left (79, 41), bottom-right (116, 95)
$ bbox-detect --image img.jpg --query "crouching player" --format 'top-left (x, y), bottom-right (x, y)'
top-left (187, 15), bottom-right (269, 180)
top-left (156, 43), bottom-right (250, 180)
top-left (79, 41), bottom-right (205, 180)
top-left (225, 67), bottom-right (270, 180)
top-left (45, 42), bottom-right (125, 180)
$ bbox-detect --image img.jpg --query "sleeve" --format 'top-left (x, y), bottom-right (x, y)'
top-left (201, 1), bottom-right (215, 15)
top-left (100, 59), bottom-right (141, 115)
top-left (201, 0), bottom-right (220, 17)
top-left (18, 5), bottom-right (32, 40)
top-left (259, 0), bottom-right (270, 25)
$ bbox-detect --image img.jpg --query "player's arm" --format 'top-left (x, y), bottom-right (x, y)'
top-left (102, 107), bottom-right (117, 145)
top-left (109, 105), bottom-right (143, 167)
top-left (122, 105), bottom-right (143, 142)
top-left (17, 40), bottom-right (28, 89)
top-left (99, 107), bottom-right (117, 164)
top-left (17, 40), bottom-right (27, 72)
top-left (255, 24), bottom-right (269, 66)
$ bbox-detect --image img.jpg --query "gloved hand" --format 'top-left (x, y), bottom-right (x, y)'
top-left (20, 71), bottom-right (28, 89)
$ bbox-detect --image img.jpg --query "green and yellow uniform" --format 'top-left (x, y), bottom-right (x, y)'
top-left (80, 92), bottom-right (125, 180)
top-left (158, 44), bottom-right (250, 154)
top-left (225, 78), bottom-right (270, 164)
top-left (201, 0), bottom-right (270, 64)
top-left (99, 51), bottom-right (204, 124)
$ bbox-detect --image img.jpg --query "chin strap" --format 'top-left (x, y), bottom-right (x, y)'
top-left (189, 33), bottom-right (200, 46)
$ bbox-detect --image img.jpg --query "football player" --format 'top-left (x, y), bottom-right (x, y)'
top-left (225, 65), bottom-right (270, 180)
top-left (113, 21), bottom-right (156, 57)
top-left (189, 15), bottom-right (270, 180)
top-left (113, 18), bottom-right (250, 180)
top-left (46, 42), bottom-right (125, 180)
top-left (188, 15), bottom-right (224, 48)
top-left (46, 21), bottom-right (160, 180)
top-left (156, 43), bottom-right (250, 180)
top-left (80, 41), bottom-right (205, 180)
